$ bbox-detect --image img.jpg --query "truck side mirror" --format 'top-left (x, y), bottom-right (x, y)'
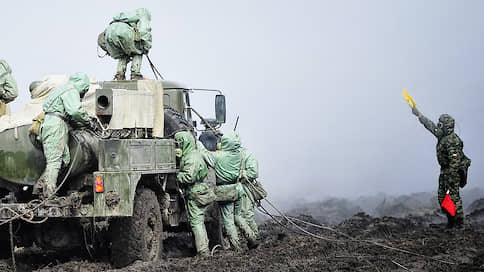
top-left (215, 95), bottom-right (226, 124)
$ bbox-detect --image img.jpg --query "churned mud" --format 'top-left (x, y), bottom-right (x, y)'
top-left (1, 199), bottom-right (483, 272)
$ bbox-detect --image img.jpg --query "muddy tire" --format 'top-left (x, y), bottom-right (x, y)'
top-left (164, 107), bottom-right (192, 138)
top-left (110, 188), bottom-right (162, 268)
top-left (0, 239), bottom-right (11, 259)
top-left (205, 202), bottom-right (224, 250)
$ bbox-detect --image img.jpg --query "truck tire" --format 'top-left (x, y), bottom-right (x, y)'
top-left (205, 202), bottom-right (224, 249)
top-left (164, 107), bottom-right (192, 138)
top-left (0, 233), bottom-right (11, 259)
top-left (110, 188), bottom-right (162, 268)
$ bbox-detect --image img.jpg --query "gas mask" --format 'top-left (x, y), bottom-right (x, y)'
top-left (80, 90), bottom-right (87, 100)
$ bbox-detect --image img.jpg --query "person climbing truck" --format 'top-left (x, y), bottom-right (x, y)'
top-left (98, 8), bottom-right (152, 80)
top-left (0, 59), bottom-right (18, 116)
top-left (411, 106), bottom-right (471, 229)
top-left (33, 72), bottom-right (94, 198)
top-left (175, 131), bottom-right (215, 257)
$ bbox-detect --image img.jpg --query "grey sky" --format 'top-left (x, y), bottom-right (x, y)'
top-left (2, 1), bottom-right (483, 204)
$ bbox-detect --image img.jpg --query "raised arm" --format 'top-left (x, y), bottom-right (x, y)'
top-left (62, 89), bottom-right (90, 127)
top-left (241, 150), bottom-right (259, 180)
top-left (412, 107), bottom-right (443, 138)
top-left (197, 140), bottom-right (218, 167)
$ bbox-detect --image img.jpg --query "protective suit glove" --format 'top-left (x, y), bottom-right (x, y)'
top-left (175, 148), bottom-right (183, 158)
top-left (411, 106), bottom-right (421, 117)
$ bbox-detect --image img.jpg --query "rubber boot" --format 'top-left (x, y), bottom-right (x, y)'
top-left (43, 166), bottom-right (60, 199)
top-left (455, 217), bottom-right (464, 229)
top-left (247, 237), bottom-right (259, 250)
top-left (192, 224), bottom-right (210, 256)
top-left (115, 58), bottom-right (128, 81)
top-left (446, 214), bottom-right (456, 229)
top-left (198, 250), bottom-right (210, 258)
top-left (114, 73), bottom-right (125, 81)
top-left (32, 177), bottom-right (45, 196)
top-left (225, 227), bottom-right (242, 251)
top-left (130, 54), bottom-right (143, 80)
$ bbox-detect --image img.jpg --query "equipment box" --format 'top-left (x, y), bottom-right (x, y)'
top-left (98, 139), bottom-right (176, 173)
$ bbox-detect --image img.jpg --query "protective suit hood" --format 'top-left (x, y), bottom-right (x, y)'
top-left (220, 131), bottom-right (241, 151)
top-left (0, 60), bottom-right (12, 75)
top-left (438, 114), bottom-right (455, 136)
top-left (175, 131), bottom-right (196, 154)
top-left (69, 72), bottom-right (90, 96)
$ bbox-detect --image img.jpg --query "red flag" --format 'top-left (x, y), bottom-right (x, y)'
top-left (441, 190), bottom-right (456, 216)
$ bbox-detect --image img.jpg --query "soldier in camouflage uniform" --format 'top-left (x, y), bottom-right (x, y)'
top-left (412, 107), bottom-right (470, 228)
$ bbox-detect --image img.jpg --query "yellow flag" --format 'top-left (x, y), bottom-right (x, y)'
top-left (402, 89), bottom-right (417, 108)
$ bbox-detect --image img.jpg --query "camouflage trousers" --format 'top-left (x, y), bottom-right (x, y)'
top-left (438, 168), bottom-right (463, 220)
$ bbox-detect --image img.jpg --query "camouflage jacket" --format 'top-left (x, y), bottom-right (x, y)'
top-left (418, 114), bottom-right (466, 170)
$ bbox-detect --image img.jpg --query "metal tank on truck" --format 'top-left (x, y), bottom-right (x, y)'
top-left (0, 78), bottom-right (227, 267)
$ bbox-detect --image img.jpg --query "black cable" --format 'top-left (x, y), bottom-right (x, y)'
top-left (145, 54), bottom-right (165, 80)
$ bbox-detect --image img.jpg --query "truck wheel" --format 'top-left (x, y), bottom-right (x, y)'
top-left (110, 188), bottom-right (162, 268)
top-left (0, 240), bottom-right (11, 259)
top-left (164, 107), bottom-right (192, 138)
top-left (205, 202), bottom-right (224, 250)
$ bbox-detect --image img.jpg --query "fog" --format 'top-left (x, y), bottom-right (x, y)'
top-left (2, 0), bottom-right (483, 204)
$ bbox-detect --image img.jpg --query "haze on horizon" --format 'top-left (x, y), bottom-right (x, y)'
top-left (2, 0), bottom-right (483, 205)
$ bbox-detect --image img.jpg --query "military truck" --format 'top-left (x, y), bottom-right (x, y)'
top-left (0, 79), bottom-right (226, 267)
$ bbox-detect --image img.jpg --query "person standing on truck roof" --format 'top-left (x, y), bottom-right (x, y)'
top-left (198, 131), bottom-right (259, 251)
top-left (33, 73), bottom-right (93, 198)
top-left (175, 131), bottom-right (214, 257)
top-left (0, 59), bottom-right (18, 116)
top-left (98, 8), bottom-right (152, 81)
top-left (411, 106), bottom-right (471, 229)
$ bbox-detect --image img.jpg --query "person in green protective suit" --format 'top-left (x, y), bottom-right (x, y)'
top-left (175, 131), bottom-right (213, 257)
top-left (34, 73), bottom-right (92, 198)
top-left (198, 131), bottom-right (258, 251)
top-left (98, 8), bottom-right (152, 80)
top-left (0, 60), bottom-right (18, 116)
top-left (238, 143), bottom-right (260, 240)
top-left (412, 107), bottom-right (471, 229)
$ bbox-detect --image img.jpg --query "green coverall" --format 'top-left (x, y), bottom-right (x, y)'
top-left (103, 8), bottom-right (152, 80)
top-left (239, 146), bottom-right (260, 239)
top-left (198, 131), bottom-right (257, 250)
top-left (0, 60), bottom-right (18, 116)
top-left (175, 131), bottom-right (212, 256)
top-left (36, 73), bottom-right (91, 198)
top-left (414, 109), bottom-right (469, 227)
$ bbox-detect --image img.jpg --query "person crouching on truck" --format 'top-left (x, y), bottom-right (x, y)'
top-left (33, 73), bottom-right (94, 198)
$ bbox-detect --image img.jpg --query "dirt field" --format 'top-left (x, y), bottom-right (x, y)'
top-left (1, 202), bottom-right (483, 272)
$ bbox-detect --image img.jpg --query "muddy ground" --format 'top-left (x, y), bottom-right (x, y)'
top-left (1, 199), bottom-right (484, 272)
